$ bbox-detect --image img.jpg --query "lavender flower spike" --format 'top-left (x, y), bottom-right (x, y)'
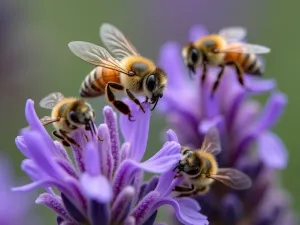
top-left (14, 99), bottom-right (208, 225)
top-left (158, 25), bottom-right (295, 225)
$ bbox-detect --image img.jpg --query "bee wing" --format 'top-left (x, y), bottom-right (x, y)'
top-left (219, 27), bottom-right (247, 42)
top-left (201, 127), bottom-right (222, 156)
top-left (209, 168), bottom-right (252, 190)
top-left (68, 41), bottom-right (131, 75)
top-left (40, 116), bottom-right (60, 126)
top-left (221, 42), bottom-right (271, 54)
top-left (100, 23), bottom-right (140, 60)
top-left (39, 92), bottom-right (64, 109)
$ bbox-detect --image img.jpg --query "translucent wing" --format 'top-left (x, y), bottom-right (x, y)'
top-left (39, 92), bottom-right (64, 109)
top-left (40, 116), bottom-right (60, 126)
top-left (209, 168), bottom-right (252, 190)
top-left (200, 127), bottom-right (222, 155)
top-left (219, 27), bottom-right (247, 42)
top-left (68, 41), bottom-right (131, 75)
top-left (221, 42), bottom-right (271, 54)
top-left (100, 23), bottom-right (140, 60)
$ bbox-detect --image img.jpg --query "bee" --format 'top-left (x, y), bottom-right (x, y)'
top-left (182, 27), bottom-right (270, 96)
top-left (68, 23), bottom-right (167, 121)
top-left (173, 127), bottom-right (252, 196)
top-left (38, 92), bottom-right (97, 148)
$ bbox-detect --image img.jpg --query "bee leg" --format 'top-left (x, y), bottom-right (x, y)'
top-left (59, 129), bottom-right (81, 149)
top-left (52, 130), bottom-right (70, 147)
top-left (211, 65), bottom-right (226, 98)
top-left (173, 185), bottom-right (197, 197)
top-left (125, 89), bottom-right (145, 113)
top-left (106, 82), bottom-right (134, 121)
top-left (142, 96), bottom-right (149, 104)
top-left (226, 61), bottom-right (246, 89)
top-left (201, 62), bottom-right (208, 85)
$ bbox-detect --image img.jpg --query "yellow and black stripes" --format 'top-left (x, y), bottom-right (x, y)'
top-left (80, 67), bottom-right (120, 97)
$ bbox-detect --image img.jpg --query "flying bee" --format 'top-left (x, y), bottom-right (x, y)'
top-left (68, 23), bottom-right (167, 121)
top-left (182, 27), bottom-right (270, 96)
top-left (38, 92), bottom-right (98, 148)
top-left (173, 127), bottom-right (252, 197)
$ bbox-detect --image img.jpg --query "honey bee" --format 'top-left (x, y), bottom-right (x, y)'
top-left (173, 127), bottom-right (252, 196)
top-left (38, 92), bottom-right (97, 148)
top-left (182, 27), bottom-right (270, 96)
top-left (68, 23), bottom-right (167, 121)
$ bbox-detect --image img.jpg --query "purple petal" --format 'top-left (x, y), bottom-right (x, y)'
top-left (15, 136), bottom-right (31, 158)
top-left (158, 42), bottom-right (188, 90)
top-left (124, 216), bottom-right (136, 225)
top-left (24, 99), bottom-right (58, 153)
top-left (198, 115), bottom-right (224, 134)
top-left (61, 193), bottom-right (88, 224)
top-left (120, 142), bottom-right (130, 162)
top-left (154, 198), bottom-right (208, 225)
top-left (88, 200), bottom-right (109, 225)
top-left (80, 173), bottom-right (112, 203)
top-left (36, 193), bottom-right (72, 221)
top-left (84, 142), bottom-right (100, 176)
top-left (21, 130), bottom-right (66, 181)
top-left (143, 210), bottom-right (158, 225)
top-left (255, 91), bottom-right (287, 132)
top-left (104, 106), bottom-right (120, 174)
top-left (245, 77), bottom-right (276, 94)
top-left (138, 154), bottom-right (181, 174)
top-left (71, 131), bottom-right (85, 173)
top-left (166, 129), bottom-right (179, 142)
top-left (119, 101), bottom-right (151, 162)
top-left (138, 177), bottom-right (159, 202)
top-left (155, 171), bottom-right (177, 197)
top-left (146, 141), bottom-right (180, 163)
top-left (201, 78), bottom-right (220, 119)
top-left (257, 131), bottom-right (288, 169)
top-left (55, 158), bottom-right (78, 180)
top-left (221, 194), bottom-right (243, 224)
top-left (98, 124), bottom-right (113, 180)
top-left (112, 161), bottom-right (139, 202)
top-left (189, 24), bottom-right (208, 42)
top-left (54, 141), bottom-right (73, 163)
top-left (131, 191), bottom-right (160, 225)
top-left (111, 186), bottom-right (135, 223)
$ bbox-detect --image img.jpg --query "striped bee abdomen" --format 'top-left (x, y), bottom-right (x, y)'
top-left (80, 67), bottom-right (121, 97)
top-left (242, 53), bottom-right (263, 75)
top-left (225, 52), bottom-right (263, 76)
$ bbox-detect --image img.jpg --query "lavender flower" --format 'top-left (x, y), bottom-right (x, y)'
top-left (0, 155), bottom-right (35, 225)
top-left (158, 25), bottom-right (295, 225)
top-left (13, 98), bottom-right (208, 225)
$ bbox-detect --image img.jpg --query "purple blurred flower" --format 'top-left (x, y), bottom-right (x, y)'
top-left (13, 99), bottom-right (208, 225)
top-left (157, 25), bottom-right (295, 225)
top-left (0, 156), bottom-right (34, 225)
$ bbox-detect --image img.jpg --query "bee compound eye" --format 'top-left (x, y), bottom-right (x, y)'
top-left (146, 74), bottom-right (156, 92)
top-left (69, 111), bottom-right (79, 123)
top-left (190, 48), bottom-right (199, 63)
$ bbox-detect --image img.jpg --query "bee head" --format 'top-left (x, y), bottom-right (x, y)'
top-left (182, 43), bottom-right (203, 75)
top-left (144, 67), bottom-right (167, 111)
top-left (68, 100), bottom-right (95, 124)
top-left (176, 148), bottom-right (202, 176)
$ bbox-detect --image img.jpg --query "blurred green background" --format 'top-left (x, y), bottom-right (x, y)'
top-left (1, 0), bottom-right (299, 223)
